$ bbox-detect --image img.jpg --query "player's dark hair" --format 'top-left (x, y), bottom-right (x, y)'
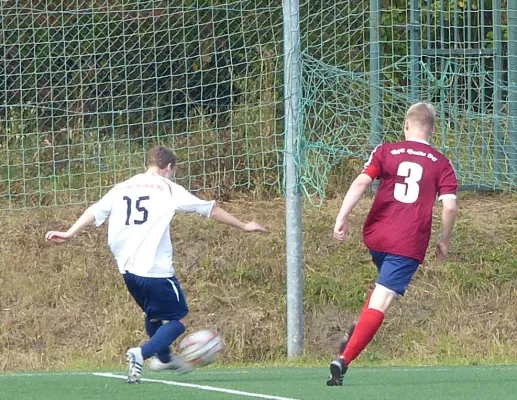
top-left (146, 146), bottom-right (176, 169)
top-left (406, 103), bottom-right (436, 133)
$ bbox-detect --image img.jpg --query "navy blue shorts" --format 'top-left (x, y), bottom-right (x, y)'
top-left (123, 273), bottom-right (189, 321)
top-left (370, 251), bottom-right (420, 296)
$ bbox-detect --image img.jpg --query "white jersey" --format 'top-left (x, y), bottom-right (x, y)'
top-left (88, 172), bottom-right (215, 278)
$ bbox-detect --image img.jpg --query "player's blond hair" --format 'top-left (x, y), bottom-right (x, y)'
top-left (146, 146), bottom-right (176, 169)
top-left (406, 102), bottom-right (436, 134)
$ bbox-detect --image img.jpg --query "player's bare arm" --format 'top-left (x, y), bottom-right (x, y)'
top-left (334, 173), bottom-right (373, 243)
top-left (436, 197), bottom-right (457, 259)
top-left (209, 205), bottom-right (267, 233)
top-left (45, 209), bottom-right (96, 243)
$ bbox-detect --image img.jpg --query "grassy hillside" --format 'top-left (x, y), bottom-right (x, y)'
top-left (1, 193), bottom-right (517, 371)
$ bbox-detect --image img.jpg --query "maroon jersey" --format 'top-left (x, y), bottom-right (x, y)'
top-left (362, 139), bottom-right (457, 263)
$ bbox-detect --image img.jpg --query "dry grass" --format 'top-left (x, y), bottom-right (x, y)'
top-left (1, 193), bottom-right (517, 371)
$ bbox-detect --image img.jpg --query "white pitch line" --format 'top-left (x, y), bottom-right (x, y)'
top-left (92, 372), bottom-right (301, 400)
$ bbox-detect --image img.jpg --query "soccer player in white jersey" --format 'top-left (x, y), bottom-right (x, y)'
top-left (45, 146), bottom-right (267, 383)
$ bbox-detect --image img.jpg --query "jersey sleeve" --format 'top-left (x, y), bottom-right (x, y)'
top-left (362, 144), bottom-right (383, 180)
top-left (87, 188), bottom-right (116, 226)
top-left (171, 185), bottom-right (215, 218)
top-left (437, 160), bottom-right (458, 201)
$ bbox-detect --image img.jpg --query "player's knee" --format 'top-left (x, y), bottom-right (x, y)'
top-left (368, 284), bottom-right (399, 313)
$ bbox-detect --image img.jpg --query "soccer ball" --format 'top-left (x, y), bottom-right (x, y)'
top-left (178, 329), bottom-right (224, 367)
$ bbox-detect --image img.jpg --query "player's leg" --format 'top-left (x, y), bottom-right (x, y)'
top-left (141, 318), bottom-right (185, 361)
top-left (341, 252), bottom-right (418, 368)
top-left (136, 276), bottom-right (192, 373)
top-left (142, 316), bottom-right (191, 372)
top-left (340, 284), bottom-right (396, 362)
top-left (337, 285), bottom-right (374, 354)
top-left (123, 273), bottom-right (190, 382)
top-left (141, 318), bottom-right (185, 360)
top-left (123, 272), bottom-right (147, 383)
top-left (327, 252), bottom-right (419, 386)
top-left (327, 252), bottom-right (383, 386)
top-left (333, 252), bottom-right (384, 360)
top-left (143, 317), bottom-right (173, 363)
top-left (145, 317), bottom-right (162, 338)
top-left (327, 283), bottom-right (395, 387)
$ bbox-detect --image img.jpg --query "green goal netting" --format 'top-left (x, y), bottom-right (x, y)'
top-left (0, 0), bottom-right (514, 209)
top-left (300, 0), bottom-right (515, 203)
top-left (1, 0), bottom-right (284, 208)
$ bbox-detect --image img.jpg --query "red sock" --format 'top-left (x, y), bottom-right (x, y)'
top-left (340, 308), bottom-right (384, 365)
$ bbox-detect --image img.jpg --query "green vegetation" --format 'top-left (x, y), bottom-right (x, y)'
top-left (1, 194), bottom-right (517, 371)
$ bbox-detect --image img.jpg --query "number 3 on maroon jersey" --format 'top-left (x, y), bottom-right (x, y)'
top-left (394, 161), bottom-right (423, 204)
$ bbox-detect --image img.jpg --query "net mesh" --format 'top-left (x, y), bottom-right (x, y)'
top-left (1, 0), bottom-right (284, 209)
top-left (300, 0), bottom-right (513, 204)
top-left (0, 0), bottom-right (514, 209)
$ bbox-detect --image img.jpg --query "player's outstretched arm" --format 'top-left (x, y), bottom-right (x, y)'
top-left (436, 197), bottom-right (457, 259)
top-left (209, 205), bottom-right (267, 233)
top-left (334, 173), bottom-right (373, 243)
top-left (45, 209), bottom-right (96, 243)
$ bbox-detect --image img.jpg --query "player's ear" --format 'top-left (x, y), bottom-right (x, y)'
top-left (404, 119), bottom-right (409, 131)
top-left (166, 163), bottom-right (174, 171)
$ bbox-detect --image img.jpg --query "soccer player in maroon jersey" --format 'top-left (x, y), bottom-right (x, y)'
top-left (327, 103), bottom-right (458, 386)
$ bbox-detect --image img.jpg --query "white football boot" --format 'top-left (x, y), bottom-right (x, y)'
top-left (126, 348), bottom-right (144, 384)
top-left (149, 355), bottom-right (193, 374)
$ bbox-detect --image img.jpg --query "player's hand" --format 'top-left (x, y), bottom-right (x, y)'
top-left (45, 230), bottom-right (73, 243)
top-left (243, 221), bottom-right (268, 233)
top-left (333, 220), bottom-right (349, 243)
top-left (435, 240), bottom-right (449, 260)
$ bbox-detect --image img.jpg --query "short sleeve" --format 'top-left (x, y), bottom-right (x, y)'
top-left (88, 188), bottom-right (116, 226)
top-left (362, 144), bottom-right (383, 180)
top-left (171, 185), bottom-right (215, 218)
top-left (437, 160), bottom-right (458, 201)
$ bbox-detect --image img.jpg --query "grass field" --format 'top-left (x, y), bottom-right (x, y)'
top-left (2, 194), bottom-right (517, 370)
top-left (2, 365), bottom-right (517, 400)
